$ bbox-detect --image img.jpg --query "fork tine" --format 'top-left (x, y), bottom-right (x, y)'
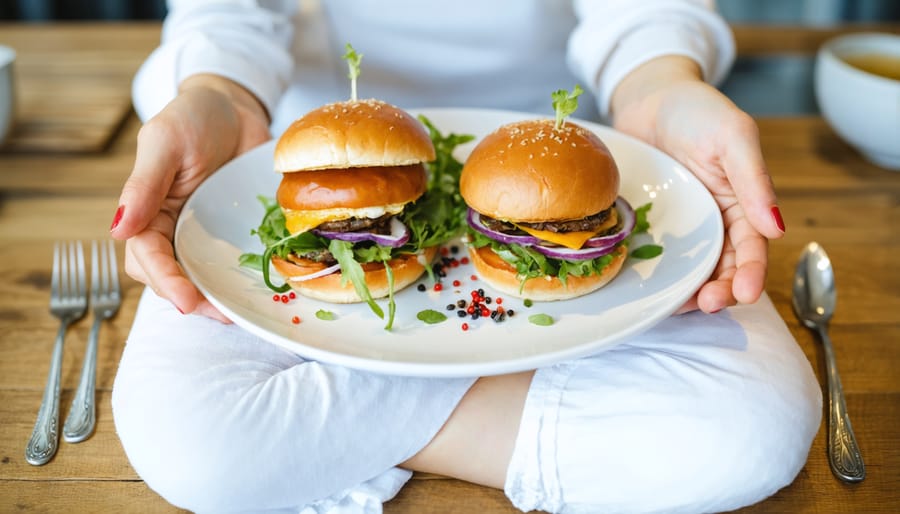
top-left (76, 241), bottom-right (86, 300)
top-left (91, 241), bottom-right (100, 302)
top-left (107, 240), bottom-right (120, 298)
top-left (59, 241), bottom-right (72, 300)
top-left (51, 243), bottom-right (61, 301)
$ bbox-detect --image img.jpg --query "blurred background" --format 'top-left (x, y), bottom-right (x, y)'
top-left (1, 0), bottom-right (899, 115)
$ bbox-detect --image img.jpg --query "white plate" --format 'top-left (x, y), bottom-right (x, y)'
top-left (175, 108), bottom-right (723, 377)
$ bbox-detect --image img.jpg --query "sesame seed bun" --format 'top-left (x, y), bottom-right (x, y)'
top-left (274, 99), bottom-right (436, 173)
top-left (460, 119), bottom-right (619, 222)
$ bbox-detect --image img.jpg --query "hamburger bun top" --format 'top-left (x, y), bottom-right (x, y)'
top-left (274, 99), bottom-right (436, 173)
top-left (460, 119), bottom-right (620, 222)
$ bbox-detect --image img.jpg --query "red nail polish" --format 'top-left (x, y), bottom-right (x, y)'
top-left (110, 205), bottom-right (125, 231)
top-left (771, 206), bottom-right (785, 233)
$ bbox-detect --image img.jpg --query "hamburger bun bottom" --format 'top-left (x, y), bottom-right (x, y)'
top-left (271, 247), bottom-right (438, 304)
top-left (468, 244), bottom-right (627, 301)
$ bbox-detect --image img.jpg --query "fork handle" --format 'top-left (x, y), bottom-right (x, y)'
top-left (25, 320), bottom-right (69, 465)
top-left (63, 315), bottom-right (101, 443)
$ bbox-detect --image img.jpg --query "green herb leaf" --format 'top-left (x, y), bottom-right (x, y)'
top-left (523, 299), bottom-right (534, 308)
top-left (417, 309), bottom-right (448, 324)
top-left (633, 203), bottom-right (653, 234)
top-left (329, 239), bottom-right (384, 319)
top-left (383, 258), bottom-right (396, 330)
top-left (238, 252), bottom-right (264, 272)
top-left (551, 84), bottom-right (583, 130)
top-left (342, 43), bottom-right (363, 101)
top-left (315, 309), bottom-right (336, 321)
top-left (528, 313), bottom-right (554, 326)
top-left (630, 244), bottom-right (663, 259)
top-left (261, 245), bottom-right (291, 293)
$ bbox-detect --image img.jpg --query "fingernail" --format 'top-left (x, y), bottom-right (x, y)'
top-left (710, 308), bottom-right (722, 314)
top-left (771, 206), bottom-right (785, 233)
top-left (176, 306), bottom-right (185, 315)
top-left (109, 205), bottom-right (125, 232)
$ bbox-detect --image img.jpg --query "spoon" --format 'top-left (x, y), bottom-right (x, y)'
top-left (792, 242), bottom-right (865, 482)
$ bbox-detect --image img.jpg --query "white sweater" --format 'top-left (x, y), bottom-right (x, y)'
top-left (132, 0), bottom-right (734, 135)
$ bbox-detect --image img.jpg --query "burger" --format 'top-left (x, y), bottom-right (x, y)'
top-left (460, 118), bottom-right (636, 301)
top-left (258, 99), bottom-right (439, 323)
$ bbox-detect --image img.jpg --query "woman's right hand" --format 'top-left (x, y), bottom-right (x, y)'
top-left (110, 74), bottom-right (272, 322)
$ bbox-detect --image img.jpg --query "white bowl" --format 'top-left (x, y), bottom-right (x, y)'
top-left (814, 33), bottom-right (900, 171)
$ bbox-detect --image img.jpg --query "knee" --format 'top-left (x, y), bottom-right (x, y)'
top-left (111, 361), bottom-right (244, 511)
top-left (111, 348), bottom-right (316, 512)
top-left (550, 337), bottom-right (822, 513)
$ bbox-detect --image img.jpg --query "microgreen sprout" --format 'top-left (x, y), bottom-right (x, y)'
top-left (342, 43), bottom-right (363, 101)
top-left (551, 84), bottom-right (583, 130)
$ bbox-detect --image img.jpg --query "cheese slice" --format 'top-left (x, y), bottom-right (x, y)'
top-left (283, 203), bottom-right (407, 234)
top-left (515, 209), bottom-right (619, 250)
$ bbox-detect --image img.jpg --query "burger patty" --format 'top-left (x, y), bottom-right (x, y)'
top-left (296, 214), bottom-right (396, 266)
top-left (481, 207), bottom-right (614, 234)
top-left (315, 213), bottom-right (393, 233)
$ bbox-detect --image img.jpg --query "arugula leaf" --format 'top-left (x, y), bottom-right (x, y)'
top-left (403, 116), bottom-right (474, 249)
top-left (551, 84), bottom-right (583, 130)
top-left (329, 239), bottom-right (384, 319)
top-left (383, 259), bottom-right (396, 330)
top-left (342, 43), bottom-right (362, 101)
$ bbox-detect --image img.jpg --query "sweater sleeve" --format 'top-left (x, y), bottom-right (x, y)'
top-left (132, 0), bottom-right (296, 122)
top-left (567, 0), bottom-right (735, 119)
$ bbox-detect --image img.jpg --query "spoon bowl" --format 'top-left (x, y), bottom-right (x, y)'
top-left (792, 242), bottom-right (837, 328)
top-left (792, 242), bottom-right (865, 482)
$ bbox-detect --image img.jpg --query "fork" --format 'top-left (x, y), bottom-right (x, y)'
top-left (63, 240), bottom-right (121, 443)
top-left (25, 241), bottom-right (88, 466)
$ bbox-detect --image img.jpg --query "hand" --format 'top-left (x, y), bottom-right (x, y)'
top-left (611, 56), bottom-right (785, 313)
top-left (110, 74), bottom-right (272, 322)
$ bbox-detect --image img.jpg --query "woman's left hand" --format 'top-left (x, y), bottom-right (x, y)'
top-left (611, 56), bottom-right (785, 313)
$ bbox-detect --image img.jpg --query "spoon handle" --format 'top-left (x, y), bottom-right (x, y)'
top-left (817, 325), bottom-right (865, 482)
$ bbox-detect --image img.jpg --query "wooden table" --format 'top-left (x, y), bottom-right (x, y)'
top-left (1, 23), bottom-right (898, 514)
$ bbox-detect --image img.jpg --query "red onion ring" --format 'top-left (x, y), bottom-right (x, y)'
top-left (467, 197), bottom-right (636, 260)
top-left (583, 197), bottom-right (636, 248)
top-left (313, 217), bottom-right (410, 247)
top-left (286, 263), bottom-right (341, 282)
top-left (531, 242), bottom-right (618, 261)
top-left (466, 209), bottom-right (541, 246)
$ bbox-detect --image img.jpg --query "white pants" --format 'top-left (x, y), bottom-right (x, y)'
top-left (112, 289), bottom-right (821, 514)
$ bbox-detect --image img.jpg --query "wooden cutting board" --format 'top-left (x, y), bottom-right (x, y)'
top-left (0, 23), bottom-right (161, 154)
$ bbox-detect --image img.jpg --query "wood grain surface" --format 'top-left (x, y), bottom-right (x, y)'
top-left (0, 23), bottom-right (160, 154)
top-left (1, 22), bottom-right (898, 514)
